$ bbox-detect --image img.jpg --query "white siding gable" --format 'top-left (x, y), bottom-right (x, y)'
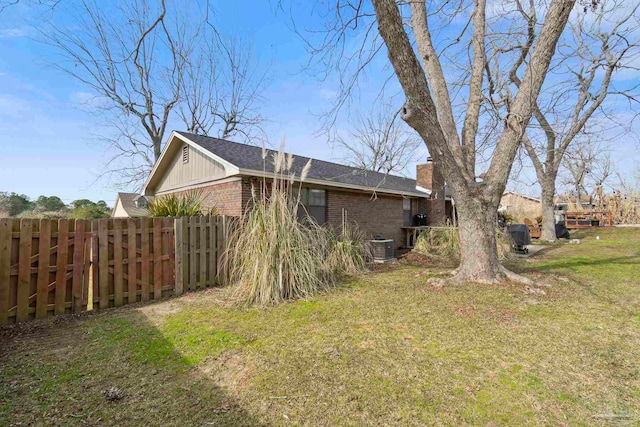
top-left (154, 143), bottom-right (226, 193)
top-left (112, 198), bottom-right (129, 218)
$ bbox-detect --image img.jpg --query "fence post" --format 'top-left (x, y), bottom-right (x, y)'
top-left (174, 217), bottom-right (184, 295)
top-left (220, 216), bottom-right (228, 285)
top-left (0, 219), bottom-right (10, 325)
top-left (16, 219), bottom-right (33, 323)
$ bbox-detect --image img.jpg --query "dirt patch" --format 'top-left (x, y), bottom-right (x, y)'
top-left (179, 286), bottom-right (241, 308)
top-left (136, 301), bottom-right (183, 325)
top-left (398, 251), bottom-right (458, 268)
top-left (199, 351), bottom-right (255, 396)
top-left (449, 302), bottom-right (476, 319)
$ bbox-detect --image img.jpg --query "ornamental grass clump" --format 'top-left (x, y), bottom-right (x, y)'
top-left (413, 225), bottom-right (460, 257)
top-left (328, 226), bottom-right (371, 275)
top-left (225, 141), bottom-right (368, 305)
top-left (147, 191), bottom-right (212, 217)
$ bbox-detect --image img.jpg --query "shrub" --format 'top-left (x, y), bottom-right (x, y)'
top-left (414, 225), bottom-right (512, 260)
top-left (147, 191), bottom-right (212, 217)
top-left (413, 225), bottom-right (460, 257)
top-left (327, 226), bottom-right (371, 275)
top-left (225, 144), bottom-right (368, 305)
top-left (16, 210), bottom-right (70, 220)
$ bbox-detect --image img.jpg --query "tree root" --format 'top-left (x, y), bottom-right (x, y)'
top-left (426, 265), bottom-right (550, 288)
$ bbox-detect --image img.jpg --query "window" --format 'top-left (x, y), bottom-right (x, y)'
top-left (403, 198), bottom-right (412, 226)
top-left (298, 188), bottom-right (326, 224)
top-left (134, 196), bottom-right (148, 209)
top-left (182, 145), bottom-right (189, 163)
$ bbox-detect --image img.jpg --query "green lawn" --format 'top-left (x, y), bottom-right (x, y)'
top-left (1, 228), bottom-right (639, 426)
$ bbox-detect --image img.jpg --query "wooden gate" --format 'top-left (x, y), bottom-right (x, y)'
top-left (0, 218), bottom-right (89, 325)
top-left (91, 218), bottom-right (175, 310)
top-left (174, 216), bottom-right (228, 292)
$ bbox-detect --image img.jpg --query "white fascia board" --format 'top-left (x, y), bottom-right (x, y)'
top-left (415, 185), bottom-right (432, 195)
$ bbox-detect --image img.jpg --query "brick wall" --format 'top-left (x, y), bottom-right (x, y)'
top-left (164, 178), bottom-right (426, 248)
top-left (416, 162), bottom-right (447, 224)
top-left (326, 189), bottom-right (406, 248)
top-left (168, 180), bottom-right (245, 216)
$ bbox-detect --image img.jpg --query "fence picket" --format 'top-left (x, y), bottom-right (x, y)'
top-left (91, 221), bottom-right (99, 310)
top-left (140, 218), bottom-right (150, 302)
top-left (220, 216), bottom-right (228, 285)
top-left (189, 217), bottom-right (197, 289)
top-left (55, 220), bottom-right (70, 315)
top-left (199, 216), bottom-right (207, 287)
top-left (153, 218), bottom-right (162, 300)
top-left (72, 220), bottom-right (86, 313)
top-left (174, 218), bottom-right (185, 295)
top-left (127, 219), bottom-right (137, 304)
top-left (208, 216), bottom-right (218, 285)
top-left (36, 219), bottom-right (51, 319)
top-left (96, 219), bottom-right (109, 310)
top-left (0, 219), bottom-right (11, 325)
top-left (16, 219), bottom-right (33, 322)
top-left (113, 220), bottom-right (123, 307)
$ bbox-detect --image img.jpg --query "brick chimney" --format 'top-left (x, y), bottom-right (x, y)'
top-left (416, 158), bottom-right (447, 224)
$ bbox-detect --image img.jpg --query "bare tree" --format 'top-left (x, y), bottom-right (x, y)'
top-left (333, 104), bottom-right (421, 174)
top-left (562, 138), bottom-right (613, 204)
top-left (43, 0), bottom-right (268, 188)
top-left (0, 0), bottom-right (59, 13)
top-left (301, 0), bottom-right (576, 284)
top-left (178, 34), bottom-right (268, 143)
top-left (44, 0), bottom-right (192, 187)
top-left (494, 0), bottom-right (640, 240)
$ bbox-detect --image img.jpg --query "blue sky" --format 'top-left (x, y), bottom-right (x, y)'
top-left (0, 0), bottom-right (637, 206)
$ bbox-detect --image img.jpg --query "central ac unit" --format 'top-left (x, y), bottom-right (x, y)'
top-left (369, 239), bottom-right (395, 262)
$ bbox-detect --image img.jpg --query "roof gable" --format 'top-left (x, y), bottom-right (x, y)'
top-left (113, 192), bottom-right (150, 217)
top-left (143, 132), bottom-right (239, 195)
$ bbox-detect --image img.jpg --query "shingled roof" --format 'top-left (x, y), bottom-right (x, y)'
top-left (114, 192), bottom-right (151, 217)
top-left (176, 131), bottom-right (425, 196)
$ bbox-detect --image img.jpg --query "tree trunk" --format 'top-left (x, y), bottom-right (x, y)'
top-left (453, 195), bottom-right (504, 283)
top-left (153, 136), bottom-right (162, 162)
top-left (540, 181), bottom-right (557, 241)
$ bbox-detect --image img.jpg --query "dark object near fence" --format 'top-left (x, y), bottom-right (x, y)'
top-left (508, 224), bottom-right (531, 254)
top-left (413, 214), bottom-right (427, 226)
top-left (555, 222), bottom-right (570, 239)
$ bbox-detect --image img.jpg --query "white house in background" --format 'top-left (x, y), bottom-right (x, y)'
top-left (112, 192), bottom-right (151, 218)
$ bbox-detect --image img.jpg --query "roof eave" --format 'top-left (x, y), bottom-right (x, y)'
top-left (237, 168), bottom-right (428, 198)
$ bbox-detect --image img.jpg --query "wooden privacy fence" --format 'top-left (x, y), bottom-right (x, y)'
top-left (91, 217), bottom-right (175, 311)
top-left (0, 216), bottom-right (231, 325)
top-left (0, 218), bottom-right (89, 325)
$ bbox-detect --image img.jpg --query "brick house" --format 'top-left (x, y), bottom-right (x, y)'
top-left (123, 131), bottom-right (451, 248)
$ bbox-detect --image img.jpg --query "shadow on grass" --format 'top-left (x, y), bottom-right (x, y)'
top-left (0, 308), bottom-right (266, 427)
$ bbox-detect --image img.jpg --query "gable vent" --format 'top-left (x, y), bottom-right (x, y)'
top-left (182, 145), bottom-right (189, 163)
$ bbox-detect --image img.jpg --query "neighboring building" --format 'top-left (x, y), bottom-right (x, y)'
top-left (118, 131), bottom-right (452, 248)
top-left (554, 194), bottom-right (594, 213)
top-left (499, 192), bottom-right (542, 218)
top-left (112, 192), bottom-right (151, 218)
